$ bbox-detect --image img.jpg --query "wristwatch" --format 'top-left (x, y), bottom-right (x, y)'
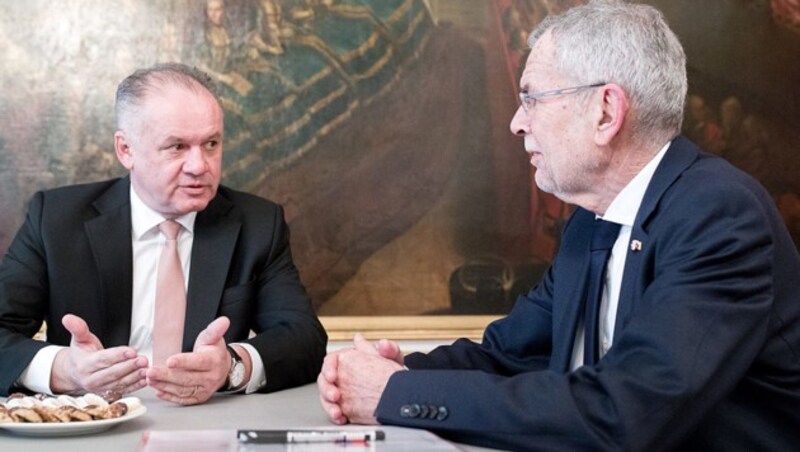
top-left (225, 345), bottom-right (246, 391)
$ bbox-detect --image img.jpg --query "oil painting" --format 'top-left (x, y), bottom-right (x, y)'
top-left (1, 0), bottom-right (798, 340)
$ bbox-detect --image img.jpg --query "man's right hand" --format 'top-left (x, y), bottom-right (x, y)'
top-left (50, 314), bottom-right (148, 396)
top-left (317, 333), bottom-right (406, 424)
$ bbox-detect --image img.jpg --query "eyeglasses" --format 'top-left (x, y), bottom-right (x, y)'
top-left (518, 83), bottom-right (605, 112)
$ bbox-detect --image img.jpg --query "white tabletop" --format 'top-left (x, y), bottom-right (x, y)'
top-left (1, 384), bottom-right (498, 451)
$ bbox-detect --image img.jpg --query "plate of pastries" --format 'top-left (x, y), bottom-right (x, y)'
top-left (0, 392), bottom-right (145, 437)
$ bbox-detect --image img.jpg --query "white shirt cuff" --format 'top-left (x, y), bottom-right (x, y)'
top-left (236, 342), bottom-right (266, 394)
top-left (17, 345), bottom-right (66, 395)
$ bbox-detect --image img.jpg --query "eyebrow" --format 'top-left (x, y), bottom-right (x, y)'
top-left (520, 81), bottom-right (535, 92)
top-left (161, 132), bottom-right (223, 144)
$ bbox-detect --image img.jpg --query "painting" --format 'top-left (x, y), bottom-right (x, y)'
top-left (1, 0), bottom-right (798, 341)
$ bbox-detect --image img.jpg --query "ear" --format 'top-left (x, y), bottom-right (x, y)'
top-left (594, 83), bottom-right (629, 146)
top-left (114, 131), bottom-right (135, 170)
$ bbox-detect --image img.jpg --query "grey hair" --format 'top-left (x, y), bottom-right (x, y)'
top-left (529, 0), bottom-right (687, 145)
top-left (115, 62), bottom-right (221, 131)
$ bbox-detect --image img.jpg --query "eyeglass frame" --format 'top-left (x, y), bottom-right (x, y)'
top-left (518, 82), bottom-right (606, 112)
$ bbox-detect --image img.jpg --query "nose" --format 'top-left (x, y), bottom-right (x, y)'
top-left (509, 105), bottom-right (530, 136)
top-left (183, 146), bottom-right (209, 176)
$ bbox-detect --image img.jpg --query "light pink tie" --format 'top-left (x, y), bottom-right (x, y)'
top-left (152, 220), bottom-right (186, 366)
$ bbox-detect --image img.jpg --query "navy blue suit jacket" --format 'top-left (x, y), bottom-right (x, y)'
top-left (376, 137), bottom-right (800, 451)
top-left (0, 177), bottom-right (327, 395)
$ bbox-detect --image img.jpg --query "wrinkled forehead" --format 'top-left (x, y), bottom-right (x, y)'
top-left (520, 31), bottom-right (561, 90)
top-left (126, 82), bottom-right (223, 133)
top-left (138, 81), bottom-right (222, 118)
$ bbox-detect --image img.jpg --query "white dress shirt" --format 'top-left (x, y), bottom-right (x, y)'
top-left (19, 185), bottom-right (266, 394)
top-left (569, 142), bottom-right (670, 370)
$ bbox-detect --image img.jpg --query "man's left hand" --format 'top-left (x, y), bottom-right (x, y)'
top-left (334, 334), bottom-right (404, 424)
top-left (145, 316), bottom-right (231, 405)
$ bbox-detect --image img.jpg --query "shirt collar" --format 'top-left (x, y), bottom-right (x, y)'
top-left (130, 185), bottom-right (197, 240)
top-left (601, 141), bottom-right (671, 227)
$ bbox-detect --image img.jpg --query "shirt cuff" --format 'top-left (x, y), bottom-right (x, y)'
top-left (17, 345), bottom-right (66, 395)
top-left (236, 342), bottom-right (266, 394)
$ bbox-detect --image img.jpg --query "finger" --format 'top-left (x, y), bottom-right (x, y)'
top-left (89, 355), bottom-right (143, 379)
top-left (91, 346), bottom-right (143, 369)
top-left (317, 371), bottom-right (340, 403)
top-left (194, 316), bottom-right (231, 349)
top-left (166, 351), bottom-right (214, 372)
top-left (100, 376), bottom-right (148, 402)
top-left (113, 365), bottom-right (148, 388)
top-left (352, 333), bottom-right (379, 355)
top-left (147, 373), bottom-right (195, 396)
top-left (331, 416), bottom-right (349, 425)
top-left (86, 353), bottom-right (148, 387)
top-left (144, 364), bottom-right (172, 385)
top-left (377, 339), bottom-right (405, 365)
top-left (148, 372), bottom-right (207, 404)
top-left (62, 314), bottom-right (103, 348)
top-left (321, 353), bottom-right (339, 384)
top-left (319, 392), bottom-right (348, 424)
top-left (146, 362), bottom-right (213, 393)
top-left (145, 363), bottom-right (188, 385)
top-left (103, 368), bottom-right (148, 398)
top-left (154, 383), bottom-right (205, 406)
top-left (317, 383), bottom-right (348, 424)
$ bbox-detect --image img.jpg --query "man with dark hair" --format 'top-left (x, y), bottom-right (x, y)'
top-left (0, 63), bottom-right (327, 405)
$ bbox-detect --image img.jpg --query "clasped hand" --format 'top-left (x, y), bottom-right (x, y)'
top-left (51, 314), bottom-right (232, 405)
top-left (317, 333), bottom-right (405, 425)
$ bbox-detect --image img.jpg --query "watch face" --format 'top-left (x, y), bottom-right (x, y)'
top-left (230, 360), bottom-right (246, 387)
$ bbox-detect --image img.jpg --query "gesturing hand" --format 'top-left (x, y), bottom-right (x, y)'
top-left (145, 316), bottom-right (231, 405)
top-left (50, 314), bottom-right (148, 396)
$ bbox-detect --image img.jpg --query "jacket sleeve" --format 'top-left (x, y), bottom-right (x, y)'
top-left (0, 192), bottom-right (52, 395)
top-left (376, 175), bottom-right (779, 451)
top-left (243, 205), bottom-right (327, 392)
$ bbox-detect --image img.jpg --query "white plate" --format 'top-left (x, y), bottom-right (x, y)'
top-left (0, 405), bottom-right (146, 437)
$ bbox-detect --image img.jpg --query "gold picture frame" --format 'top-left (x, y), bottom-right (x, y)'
top-left (320, 315), bottom-right (500, 342)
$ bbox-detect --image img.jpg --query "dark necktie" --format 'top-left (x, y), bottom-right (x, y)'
top-left (584, 219), bottom-right (621, 365)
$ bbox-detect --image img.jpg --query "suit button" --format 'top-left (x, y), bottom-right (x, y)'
top-left (427, 405), bottom-right (438, 419)
top-left (436, 406), bottom-right (448, 421)
top-left (400, 404), bottom-right (421, 418)
top-left (419, 404), bottom-right (429, 418)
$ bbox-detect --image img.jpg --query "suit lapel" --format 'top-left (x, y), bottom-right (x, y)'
top-left (613, 137), bottom-right (699, 340)
top-left (183, 194), bottom-right (241, 351)
top-left (614, 225), bottom-right (649, 340)
top-left (85, 178), bottom-right (134, 347)
top-left (551, 210), bottom-right (594, 372)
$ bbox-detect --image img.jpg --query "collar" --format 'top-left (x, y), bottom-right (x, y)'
top-left (600, 141), bottom-right (671, 227)
top-left (130, 185), bottom-right (197, 240)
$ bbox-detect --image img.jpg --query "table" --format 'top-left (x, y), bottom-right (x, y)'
top-left (1, 384), bottom-right (497, 451)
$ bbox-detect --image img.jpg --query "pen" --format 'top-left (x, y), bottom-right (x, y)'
top-left (237, 429), bottom-right (386, 444)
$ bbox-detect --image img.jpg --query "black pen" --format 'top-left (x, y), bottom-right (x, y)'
top-left (237, 429), bottom-right (386, 444)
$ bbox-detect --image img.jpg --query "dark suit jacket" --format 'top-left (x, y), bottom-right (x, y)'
top-left (376, 137), bottom-right (800, 451)
top-left (0, 177), bottom-right (327, 395)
